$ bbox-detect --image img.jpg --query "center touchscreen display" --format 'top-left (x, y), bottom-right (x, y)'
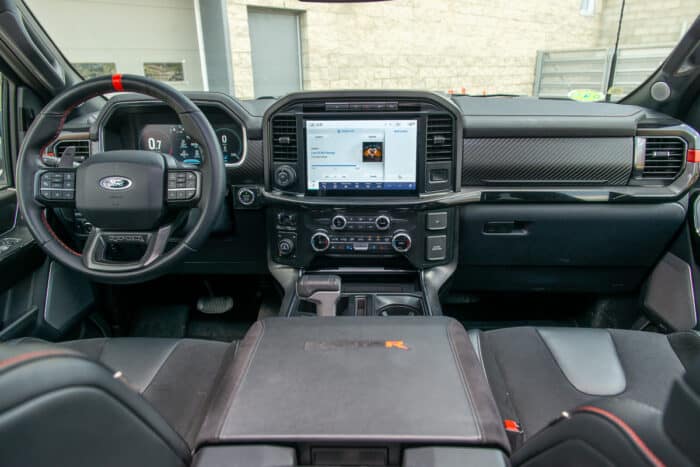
top-left (305, 120), bottom-right (418, 193)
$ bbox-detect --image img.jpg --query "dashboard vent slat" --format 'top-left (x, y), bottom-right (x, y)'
top-left (641, 137), bottom-right (686, 180)
top-left (53, 140), bottom-right (90, 162)
top-left (426, 115), bottom-right (454, 162)
top-left (271, 116), bottom-right (298, 163)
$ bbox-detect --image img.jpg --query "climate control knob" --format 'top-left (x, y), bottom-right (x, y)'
top-left (391, 231), bottom-right (412, 253)
top-left (331, 215), bottom-right (347, 230)
top-left (310, 231), bottom-right (331, 252)
top-left (375, 215), bottom-right (391, 231)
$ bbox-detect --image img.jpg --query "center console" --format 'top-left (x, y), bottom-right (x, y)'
top-left (195, 317), bottom-right (510, 466)
top-left (262, 92), bottom-right (463, 317)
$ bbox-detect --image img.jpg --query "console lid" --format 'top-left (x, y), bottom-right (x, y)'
top-left (199, 317), bottom-right (508, 452)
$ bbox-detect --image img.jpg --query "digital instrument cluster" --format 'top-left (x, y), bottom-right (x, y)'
top-left (139, 124), bottom-right (243, 165)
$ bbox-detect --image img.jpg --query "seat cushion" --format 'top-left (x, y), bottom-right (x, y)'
top-left (470, 327), bottom-right (700, 446)
top-left (59, 337), bottom-right (234, 447)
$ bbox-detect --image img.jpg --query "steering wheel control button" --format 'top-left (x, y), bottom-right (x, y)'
top-left (166, 170), bottom-right (199, 204)
top-left (426, 212), bottom-right (448, 230)
top-left (38, 171), bottom-right (76, 204)
top-left (391, 232), bottom-right (412, 253)
top-left (311, 231), bottom-right (331, 252)
top-left (331, 215), bottom-right (347, 230)
top-left (426, 235), bottom-right (447, 261)
top-left (375, 215), bottom-right (391, 231)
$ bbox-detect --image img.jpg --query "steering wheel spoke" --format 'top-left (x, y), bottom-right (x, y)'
top-left (166, 168), bottom-right (202, 206)
top-left (82, 224), bottom-right (174, 272)
top-left (34, 168), bottom-right (77, 207)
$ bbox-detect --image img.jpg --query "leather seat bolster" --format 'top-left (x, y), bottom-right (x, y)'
top-left (476, 327), bottom-right (697, 443)
top-left (512, 398), bottom-right (694, 467)
top-left (60, 337), bottom-right (183, 392)
top-left (0, 347), bottom-right (191, 465)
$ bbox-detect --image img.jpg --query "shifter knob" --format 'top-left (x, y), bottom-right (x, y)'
top-left (297, 275), bottom-right (342, 317)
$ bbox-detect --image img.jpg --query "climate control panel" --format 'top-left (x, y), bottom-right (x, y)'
top-left (269, 207), bottom-right (455, 269)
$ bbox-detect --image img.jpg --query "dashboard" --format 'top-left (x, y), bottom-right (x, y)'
top-left (42, 89), bottom-right (700, 295)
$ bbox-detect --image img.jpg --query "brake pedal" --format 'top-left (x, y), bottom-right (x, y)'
top-left (196, 296), bottom-right (234, 314)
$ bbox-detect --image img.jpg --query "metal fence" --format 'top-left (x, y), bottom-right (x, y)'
top-left (533, 45), bottom-right (673, 101)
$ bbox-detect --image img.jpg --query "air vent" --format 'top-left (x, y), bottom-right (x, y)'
top-left (426, 115), bottom-right (454, 162)
top-left (53, 140), bottom-right (90, 162)
top-left (641, 136), bottom-right (686, 180)
top-left (271, 116), bottom-right (298, 162)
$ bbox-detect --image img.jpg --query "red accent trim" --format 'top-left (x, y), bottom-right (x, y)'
top-left (41, 210), bottom-right (82, 257)
top-left (504, 419), bottom-right (521, 432)
top-left (688, 149), bottom-right (700, 163)
top-left (111, 74), bottom-right (124, 92)
top-left (576, 405), bottom-right (666, 467)
top-left (0, 349), bottom-right (72, 371)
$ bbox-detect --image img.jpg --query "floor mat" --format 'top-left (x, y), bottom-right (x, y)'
top-left (129, 305), bottom-right (188, 338)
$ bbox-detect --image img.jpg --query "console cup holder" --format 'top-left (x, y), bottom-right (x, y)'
top-left (374, 295), bottom-right (424, 316)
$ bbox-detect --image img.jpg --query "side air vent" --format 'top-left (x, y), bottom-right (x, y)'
top-left (53, 140), bottom-right (90, 162)
top-left (426, 115), bottom-right (454, 162)
top-left (640, 136), bottom-right (686, 180)
top-left (271, 116), bottom-right (298, 162)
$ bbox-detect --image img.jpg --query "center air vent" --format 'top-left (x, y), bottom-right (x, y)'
top-left (52, 140), bottom-right (90, 163)
top-left (271, 116), bottom-right (298, 162)
top-left (640, 136), bottom-right (686, 180)
top-left (426, 115), bottom-right (454, 162)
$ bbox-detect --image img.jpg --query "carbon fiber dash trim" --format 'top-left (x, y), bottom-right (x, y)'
top-left (228, 140), bottom-right (264, 184)
top-left (462, 137), bottom-right (633, 186)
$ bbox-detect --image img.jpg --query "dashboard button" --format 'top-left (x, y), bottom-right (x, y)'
top-left (237, 187), bottom-right (256, 206)
top-left (426, 235), bottom-right (447, 261)
top-left (426, 212), bottom-right (448, 230)
top-left (278, 238), bottom-right (295, 256)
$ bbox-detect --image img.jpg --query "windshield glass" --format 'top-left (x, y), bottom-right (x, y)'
top-left (25, 0), bottom-right (699, 101)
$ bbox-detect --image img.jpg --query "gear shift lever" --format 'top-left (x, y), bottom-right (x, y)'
top-left (296, 275), bottom-right (341, 317)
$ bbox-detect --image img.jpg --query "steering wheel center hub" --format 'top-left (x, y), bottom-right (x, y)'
top-left (76, 150), bottom-right (166, 231)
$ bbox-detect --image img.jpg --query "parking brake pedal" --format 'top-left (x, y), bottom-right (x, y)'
top-left (197, 296), bottom-right (234, 314)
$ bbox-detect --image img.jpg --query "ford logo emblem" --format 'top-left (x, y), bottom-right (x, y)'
top-left (99, 176), bottom-right (133, 191)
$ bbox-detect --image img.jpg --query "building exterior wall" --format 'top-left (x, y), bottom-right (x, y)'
top-left (28, 0), bottom-right (205, 91)
top-left (25, 0), bottom-right (700, 98)
top-left (597, 0), bottom-right (697, 47)
top-left (227, 0), bottom-right (611, 98)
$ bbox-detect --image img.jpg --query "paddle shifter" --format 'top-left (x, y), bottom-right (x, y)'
top-left (297, 274), bottom-right (342, 317)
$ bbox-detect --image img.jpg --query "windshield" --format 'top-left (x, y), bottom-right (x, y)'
top-left (25, 0), bottom-right (699, 101)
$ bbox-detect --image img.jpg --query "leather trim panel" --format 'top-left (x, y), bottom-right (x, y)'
top-left (537, 328), bottom-right (627, 396)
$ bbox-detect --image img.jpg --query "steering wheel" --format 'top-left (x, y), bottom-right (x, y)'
top-left (16, 74), bottom-right (226, 284)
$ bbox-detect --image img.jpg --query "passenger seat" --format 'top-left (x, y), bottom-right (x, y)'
top-left (469, 327), bottom-right (700, 448)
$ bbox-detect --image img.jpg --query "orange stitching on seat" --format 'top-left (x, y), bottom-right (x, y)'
top-left (0, 349), bottom-right (73, 371)
top-left (576, 405), bottom-right (666, 467)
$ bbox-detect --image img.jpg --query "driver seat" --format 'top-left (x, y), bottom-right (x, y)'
top-left (0, 337), bottom-right (235, 467)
